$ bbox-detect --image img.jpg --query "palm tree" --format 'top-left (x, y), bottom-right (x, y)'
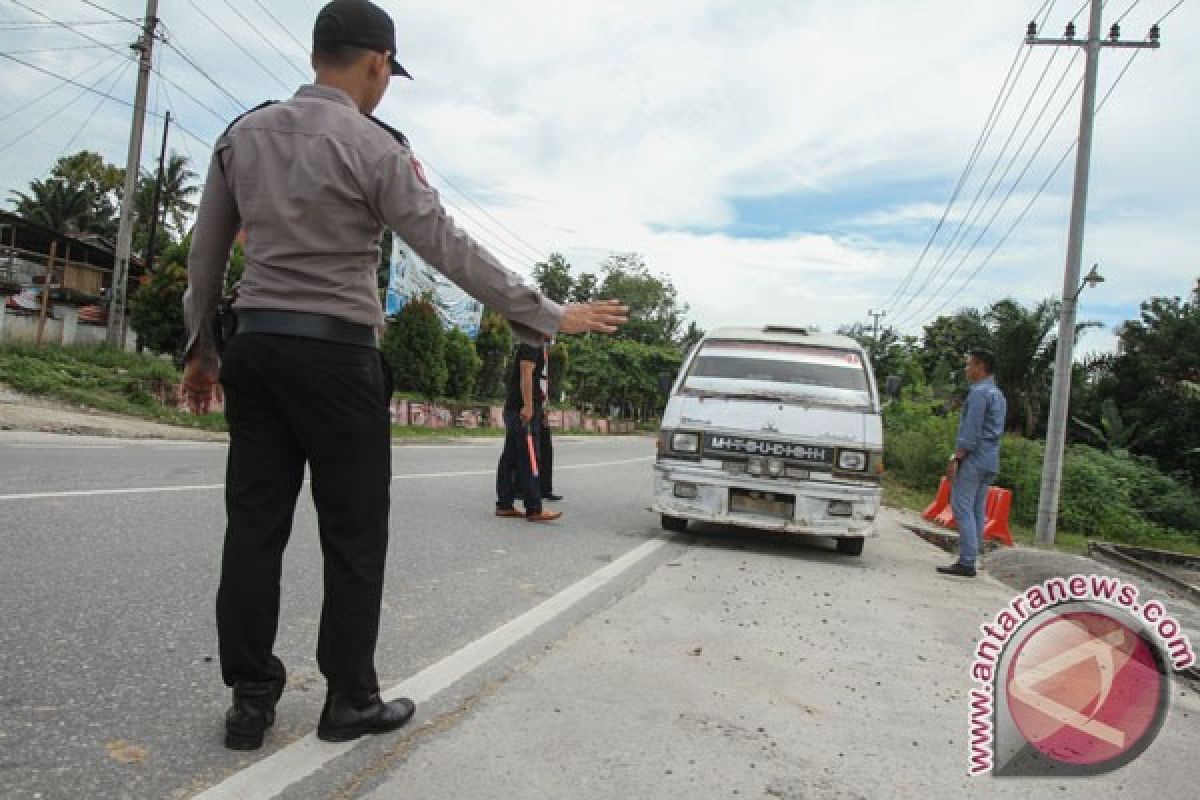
top-left (157, 152), bottom-right (198, 236)
top-left (985, 297), bottom-right (1102, 437)
top-left (10, 178), bottom-right (98, 233)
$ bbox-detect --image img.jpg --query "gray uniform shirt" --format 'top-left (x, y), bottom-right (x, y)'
top-left (183, 84), bottom-right (562, 362)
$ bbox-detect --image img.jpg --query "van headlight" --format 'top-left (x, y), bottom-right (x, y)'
top-left (837, 449), bottom-right (868, 471)
top-left (671, 432), bottom-right (701, 454)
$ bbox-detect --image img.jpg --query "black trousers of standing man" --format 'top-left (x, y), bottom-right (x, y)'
top-left (539, 418), bottom-right (554, 497)
top-left (216, 332), bottom-right (393, 699)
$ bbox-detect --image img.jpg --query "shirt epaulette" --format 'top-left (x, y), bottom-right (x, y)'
top-left (367, 115), bottom-right (410, 148)
top-left (223, 101), bottom-right (278, 137)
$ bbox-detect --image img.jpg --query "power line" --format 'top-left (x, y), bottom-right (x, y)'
top-left (887, 43), bottom-right (1043, 316)
top-left (0, 43), bottom-right (125, 54)
top-left (157, 27), bottom-right (247, 113)
top-left (250, 0), bottom-right (310, 59)
top-left (4, 1), bottom-right (232, 125)
top-left (883, 0), bottom-right (1059, 314)
top-left (158, 76), bottom-right (210, 156)
top-left (892, 46), bottom-right (1082, 325)
top-left (58, 54), bottom-right (133, 156)
top-left (0, 50), bottom-right (121, 124)
top-left (0, 19), bottom-right (129, 28)
top-left (1114, 1), bottom-right (1142, 24)
top-left (221, 0), bottom-right (308, 81)
top-left (185, 0), bottom-right (292, 93)
top-left (914, 49), bottom-right (1145, 326)
top-left (78, 0), bottom-right (141, 27)
top-left (0, 53), bottom-right (126, 155)
top-left (418, 157), bottom-right (549, 263)
top-left (1157, 0), bottom-right (1186, 23)
top-left (894, 69), bottom-right (1084, 328)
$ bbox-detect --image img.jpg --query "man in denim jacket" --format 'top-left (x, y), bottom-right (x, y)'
top-left (938, 349), bottom-right (1007, 577)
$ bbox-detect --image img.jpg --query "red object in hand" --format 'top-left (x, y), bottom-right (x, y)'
top-left (526, 431), bottom-right (540, 479)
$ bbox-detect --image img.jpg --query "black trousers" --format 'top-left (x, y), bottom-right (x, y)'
top-left (495, 410), bottom-right (541, 514)
top-left (539, 420), bottom-right (554, 496)
top-left (216, 333), bottom-right (393, 698)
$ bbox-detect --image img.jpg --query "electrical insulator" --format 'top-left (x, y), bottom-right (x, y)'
top-left (1065, 21), bottom-right (1076, 39)
top-left (1149, 24), bottom-right (1161, 43)
top-left (1109, 23), bottom-right (1120, 41)
top-left (1027, 21), bottom-right (1038, 37)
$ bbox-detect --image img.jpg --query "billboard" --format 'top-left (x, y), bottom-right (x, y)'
top-left (385, 236), bottom-right (484, 338)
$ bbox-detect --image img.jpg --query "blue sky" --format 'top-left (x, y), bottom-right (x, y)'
top-left (1, 0), bottom-right (1196, 357)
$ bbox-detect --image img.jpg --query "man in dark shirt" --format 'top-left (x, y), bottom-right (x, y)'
top-left (495, 343), bottom-right (560, 521)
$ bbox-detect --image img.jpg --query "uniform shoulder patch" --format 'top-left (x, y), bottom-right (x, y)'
top-left (222, 100), bottom-right (278, 137)
top-left (367, 115), bottom-right (410, 148)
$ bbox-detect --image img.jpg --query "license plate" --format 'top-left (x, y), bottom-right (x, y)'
top-left (730, 491), bottom-right (794, 519)
top-left (705, 435), bottom-right (832, 465)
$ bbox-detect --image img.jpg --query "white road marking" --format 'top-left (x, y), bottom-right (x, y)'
top-left (6, 443), bottom-right (123, 450)
top-left (0, 457), bottom-right (653, 501)
top-left (190, 536), bottom-right (669, 800)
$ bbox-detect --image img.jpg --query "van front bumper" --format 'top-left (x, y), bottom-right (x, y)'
top-left (650, 461), bottom-right (881, 538)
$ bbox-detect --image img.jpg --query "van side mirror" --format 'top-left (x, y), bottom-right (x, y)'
top-left (885, 375), bottom-right (901, 399)
top-left (658, 372), bottom-right (675, 394)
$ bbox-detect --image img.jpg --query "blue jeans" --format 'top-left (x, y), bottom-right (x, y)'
top-left (496, 410), bottom-right (542, 514)
top-left (951, 458), bottom-right (995, 568)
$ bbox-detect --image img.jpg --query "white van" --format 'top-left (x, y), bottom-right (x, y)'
top-left (651, 326), bottom-right (884, 555)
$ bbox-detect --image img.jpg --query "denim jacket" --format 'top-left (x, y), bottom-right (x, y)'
top-left (956, 376), bottom-right (1006, 473)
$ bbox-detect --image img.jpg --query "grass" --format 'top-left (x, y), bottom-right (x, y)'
top-left (0, 344), bottom-right (642, 441)
top-left (883, 473), bottom-right (1200, 557)
top-left (0, 343), bottom-right (227, 432)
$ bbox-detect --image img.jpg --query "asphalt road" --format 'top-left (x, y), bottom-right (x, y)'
top-left (0, 433), bottom-right (662, 800)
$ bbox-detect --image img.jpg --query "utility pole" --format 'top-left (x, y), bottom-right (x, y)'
top-left (144, 111), bottom-right (171, 274)
top-left (106, 0), bottom-right (160, 348)
top-left (1027, 2), bottom-right (1160, 546)
top-left (867, 309), bottom-right (886, 361)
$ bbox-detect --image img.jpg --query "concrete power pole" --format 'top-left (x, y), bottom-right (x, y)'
top-left (106, 0), bottom-right (160, 348)
top-left (867, 309), bottom-right (886, 360)
top-left (1028, 1), bottom-right (1159, 545)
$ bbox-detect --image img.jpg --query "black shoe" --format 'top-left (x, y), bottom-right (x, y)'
top-left (316, 692), bottom-right (416, 743)
top-left (542, 493), bottom-right (563, 501)
top-left (225, 675), bottom-right (286, 751)
top-left (936, 562), bottom-right (977, 577)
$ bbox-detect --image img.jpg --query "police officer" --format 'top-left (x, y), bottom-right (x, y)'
top-left (182, 0), bottom-right (626, 750)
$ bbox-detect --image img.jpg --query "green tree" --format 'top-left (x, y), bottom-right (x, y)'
top-left (919, 309), bottom-right (990, 392)
top-left (383, 295), bottom-right (447, 400)
top-left (50, 149), bottom-right (122, 235)
top-left (597, 253), bottom-right (687, 347)
top-left (473, 309), bottom-right (513, 400)
top-left (546, 340), bottom-right (569, 403)
top-left (10, 179), bottom-right (99, 234)
top-left (531, 253), bottom-right (573, 303)
top-left (1105, 281), bottom-right (1200, 483)
top-left (129, 238), bottom-right (191, 356)
top-left (570, 272), bottom-right (597, 303)
top-left (443, 327), bottom-right (481, 400)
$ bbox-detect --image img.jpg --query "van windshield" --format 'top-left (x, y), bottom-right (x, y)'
top-left (682, 340), bottom-right (872, 408)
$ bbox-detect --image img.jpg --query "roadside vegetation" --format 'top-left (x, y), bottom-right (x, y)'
top-left (856, 282), bottom-right (1200, 556)
top-left (0, 343), bottom-right (225, 431)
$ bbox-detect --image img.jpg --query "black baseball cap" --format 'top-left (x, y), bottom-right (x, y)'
top-left (313, 0), bottom-right (413, 79)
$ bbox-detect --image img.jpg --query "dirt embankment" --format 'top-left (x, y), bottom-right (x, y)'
top-left (0, 384), bottom-right (227, 441)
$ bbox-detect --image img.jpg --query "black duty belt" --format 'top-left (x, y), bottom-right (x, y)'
top-left (235, 309), bottom-right (379, 348)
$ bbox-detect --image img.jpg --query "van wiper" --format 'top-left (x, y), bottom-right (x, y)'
top-left (685, 389), bottom-right (785, 402)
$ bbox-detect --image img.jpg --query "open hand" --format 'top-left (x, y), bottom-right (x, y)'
top-left (559, 299), bottom-right (629, 335)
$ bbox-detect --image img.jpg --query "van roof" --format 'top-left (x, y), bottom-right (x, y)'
top-left (702, 326), bottom-right (866, 353)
